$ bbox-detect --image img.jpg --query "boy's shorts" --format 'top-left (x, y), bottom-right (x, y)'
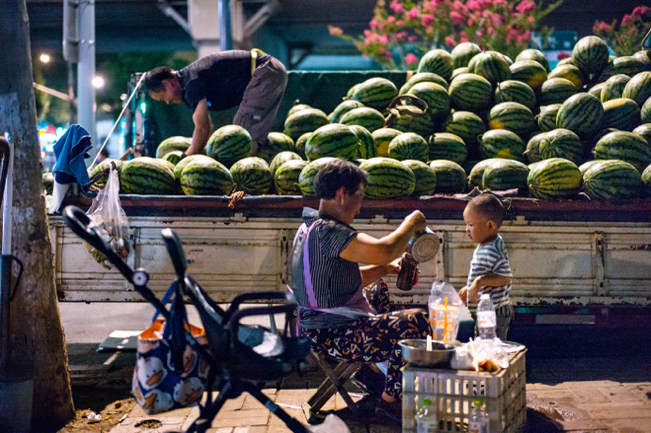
top-left (471, 303), bottom-right (514, 341)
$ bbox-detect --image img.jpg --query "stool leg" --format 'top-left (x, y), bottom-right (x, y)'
top-left (307, 352), bottom-right (363, 416)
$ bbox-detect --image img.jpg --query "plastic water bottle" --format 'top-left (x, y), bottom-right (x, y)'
top-left (468, 400), bottom-right (489, 433)
top-left (477, 294), bottom-right (497, 340)
top-left (416, 398), bottom-right (437, 433)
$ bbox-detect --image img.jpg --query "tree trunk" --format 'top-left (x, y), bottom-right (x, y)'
top-left (0, 0), bottom-right (75, 430)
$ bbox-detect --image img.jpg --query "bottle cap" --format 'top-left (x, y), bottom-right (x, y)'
top-left (480, 293), bottom-right (490, 300)
top-left (422, 399), bottom-right (432, 406)
top-left (473, 399), bottom-right (484, 406)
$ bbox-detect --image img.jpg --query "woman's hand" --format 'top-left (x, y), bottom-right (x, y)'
top-left (384, 257), bottom-right (402, 275)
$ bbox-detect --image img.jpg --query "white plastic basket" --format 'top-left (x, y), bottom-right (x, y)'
top-left (402, 350), bottom-right (526, 433)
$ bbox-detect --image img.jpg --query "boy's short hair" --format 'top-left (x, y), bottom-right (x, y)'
top-left (144, 67), bottom-right (175, 93)
top-left (467, 193), bottom-right (505, 227)
top-left (315, 159), bottom-right (368, 200)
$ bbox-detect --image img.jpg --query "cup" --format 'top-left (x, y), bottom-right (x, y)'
top-left (429, 303), bottom-right (461, 343)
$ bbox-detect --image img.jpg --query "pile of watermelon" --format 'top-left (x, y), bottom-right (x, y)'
top-left (83, 36), bottom-right (651, 201)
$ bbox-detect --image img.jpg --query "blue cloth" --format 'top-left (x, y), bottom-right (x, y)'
top-left (53, 124), bottom-right (92, 186)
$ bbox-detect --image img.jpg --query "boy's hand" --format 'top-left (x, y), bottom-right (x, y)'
top-left (458, 286), bottom-right (468, 305)
top-left (384, 257), bottom-right (402, 275)
top-left (467, 280), bottom-right (480, 304)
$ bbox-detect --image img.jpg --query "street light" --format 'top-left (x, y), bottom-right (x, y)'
top-left (39, 53), bottom-right (51, 63)
top-left (92, 75), bottom-right (105, 89)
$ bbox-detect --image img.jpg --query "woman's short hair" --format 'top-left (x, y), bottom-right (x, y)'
top-left (315, 159), bottom-right (368, 200)
top-left (144, 67), bottom-right (175, 93)
top-left (467, 193), bottom-right (505, 227)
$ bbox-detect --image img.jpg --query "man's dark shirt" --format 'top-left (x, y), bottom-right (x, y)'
top-left (178, 50), bottom-right (271, 113)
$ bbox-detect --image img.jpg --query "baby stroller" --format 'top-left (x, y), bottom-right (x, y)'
top-left (62, 205), bottom-right (315, 433)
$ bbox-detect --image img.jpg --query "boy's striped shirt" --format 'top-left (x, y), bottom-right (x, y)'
top-left (467, 234), bottom-right (513, 309)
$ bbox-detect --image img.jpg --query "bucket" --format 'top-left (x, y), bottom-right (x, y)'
top-left (0, 371), bottom-right (34, 432)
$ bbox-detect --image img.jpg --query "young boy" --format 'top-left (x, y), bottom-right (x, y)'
top-left (458, 194), bottom-right (514, 340)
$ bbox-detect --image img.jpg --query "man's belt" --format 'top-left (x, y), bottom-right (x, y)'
top-left (251, 49), bottom-right (266, 76)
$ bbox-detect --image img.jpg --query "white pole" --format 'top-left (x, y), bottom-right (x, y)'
top-left (77, 0), bottom-right (96, 158)
top-left (2, 139), bottom-right (13, 254)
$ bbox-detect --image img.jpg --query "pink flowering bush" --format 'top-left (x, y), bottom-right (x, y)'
top-left (328, 0), bottom-right (562, 69)
top-left (593, 6), bottom-right (651, 56)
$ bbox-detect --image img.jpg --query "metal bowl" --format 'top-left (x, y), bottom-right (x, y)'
top-left (399, 339), bottom-right (456, 368)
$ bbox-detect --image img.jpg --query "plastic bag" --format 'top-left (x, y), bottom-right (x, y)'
top-left (310, 414), bottom-right (350, 433)
top-left (85, 165), bottom-right (130, 269)
top-left (451, 338), bottom-right (509, 372)
top-left (428, 281), bottom-right (464, 343)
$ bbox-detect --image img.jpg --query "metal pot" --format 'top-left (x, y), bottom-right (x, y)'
top-left (399, 339), bottom-right (456, 368)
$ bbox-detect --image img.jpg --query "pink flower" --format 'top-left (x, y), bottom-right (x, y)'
top-left (385, 51), bottom-right (394, 60)
top-left (460, 37), bottom-right (469, 43)
top-left (528, 16), bottom-right (535, 24)
top-left (493, 0), bottom-right (507, 6)
top-left (450, 11), bottom-right (465, 23)
top-left (408, 35), bottom-right (418, 42)
top-left (370, 18), bottom-right (382, 29)
top-left (406, 53), bottom-right (418, 64)
top-left (598, 21), bottom-right (610, 32)
top-left (425, 26), bottom-right (434, 34)
top-left (518, 30), bottom-right (531, 42)
top-left (516, 1), bottom-right (536, 15)
top-left (632, 6), bottom-right (651, 17)
top-left (451, 1), bottom-right (467, 12)
top-left (487, 27), bottom-right (495, 35)
top-left (390, 0), bottom-right (404, 14)
top-left (406, 7), bottom-right (419, 20)
top-left (396, 20), bottom-right (405, 26)
top-left (628, 27), bottom-right (637, 35)
top-left (622, 14), bottom-right (632, 26)
top-left (467, 0), bottom-right (480, 11)
top-left (479, 0), bottom-right (492, 7)
top-left (387, 16), bottom-right (396, 24)
top-left (467, 19), bottom-right (475, 26)
top-left (364, 29), bottom-right (371, 36)
top-left (445, 36), bottom-right (456, 47)
top-left (558, 52), bottom-right (570, 60)
top-left (460, 31), bottom-right (467, 37)
top-left (476, 30), bottom-right (483, 38)
top-left (396, 31), bottom-right (408, 39)
top-left (378, 47), bottom-right (387, 55)
top-left (378, 34), bottom-right (389, 44)
top-left (328, 26), bottom-right (343, 36)
top-left (421, 14), bottom-right (434, 27)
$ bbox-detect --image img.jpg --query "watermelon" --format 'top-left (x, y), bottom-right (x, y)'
top-left (601, 74), bottom-right (631, 102)
top-left (429, 160), bottom-right (467, 193)
top-left (582, 159), bottom-right (643, 200)
top-left (468, 158), bottom-right (504, 188)
top-left (572, 36), bottom-right (610, 77)
top-left (556, 93), bottom-right (604, 139)
top-left (88, 159), bottom-right (123, 190)
top-left (634, 50), bottom-right (651, 68)
top-left (588, 83), bottom-right (606, 100)
top-left (206, 125), bottom-right (252, 167)
top-left (156, 136), bottom-right (191, 159)
top-left (451, 42), bottom-right (482, 68)
top-left (600, 56), bottom-right (648, 81)
top-left (287, 102), bottom-right (312, 117)
top-left (417, 49), bottom-right (454, 81)
top-left (340, 107), bottom-right (385, 132)
top-left (539, 78), bottom-right (577, 105)
top-left (174, 154), bottom-right (214, 180)
top-left (537, 104), bottom-right (562, 132)
top-left (525, 133), bottom-right (547, 163)
top-left (488, 102), bottom-right (535, 137)
top-left (601, 98), bottom-right (641, 131)
top-left (305, 124), bottom-right (359, 161)
top-left (428, 133), bottom-right (467, 164)
top-left (359, 157), bottom-right (416, 198)
top-left (515, 49), bottom-right (550, 72)
top-left (482, 159), bottom-right (529, 191)
top-left (557, 58), bottom-right (575, 67)
top-left (633, 123), bottom-right (651, 144)
top-left (399, 72), bottom-right (449, 95)
top-left (548, 64), bottom-right (584, 89)
top-left (406, 82), bottom-right (451, 121)
top-left (352, 78), bottom-right (398, 111)
top-left (43, 172), bottom-right (54, 195)
top-left (448, 73), bottom-right (493, 112)
top-left (120, 157), bottom-right (176, 195)
top-left (270, 151), bottom-right (303, 177)
top-left (495, 80), bottom-right (536, 110)
top-left (642, 163), bottom-right (651, 197)
top-left (451, 67), bottom-right (469, 81)
top-left (622, 72), bottom-right (651, 108)
top-left (478, 129), bottom-right (525, 161)
top-left (402, 160), bottom-right (437, 196)
top-left (445, 111), bottom-right (486, 147)
top-left (180, 158), bottom-right (234, 196)
top-left (388, 133), bottom-right (429, 163)
top-left (471, 52), bottom-right (512, 86)
top-left (329, 100), bottom-right (364, 123)
top-left (527, 158), bottom-right (582, 199)
top-left (348, 125), bottom-right (377, 159)
top-left (643, 97), bottom-right (651, 123)
top-left (579, 160), bottom-right (601, 175)
top-left (259, 132), bottom-right (295, 163)
top-left (387, 108), bottom-right (436, 137)
top-left (538, 128), bottom-right (583, 164)
top-left (372, 128), bottom-right (403, 157)
top-left (284, 108), bottom-right (329, 141)
top-left (295, 132), bottom-right (311, 159)
top-left (347, 84), bottom-right (361, 100)
top-left (162, 150), bottom-right (185, 165)
top-left (230, 157), bottom-right (273, 195)
top-left (509, 60), bottom-right (548, 92)
top-left (274, 159), bottom-right (307, 195)
top-left (298, 157), bottom-right (337, 196)
top-left (594, 131), bottom-right (651, 172)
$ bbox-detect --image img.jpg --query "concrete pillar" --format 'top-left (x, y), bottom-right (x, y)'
top-left (77, 0), bottom-right (96, 154)
top-left (189, 0), bottom-right (221, 57)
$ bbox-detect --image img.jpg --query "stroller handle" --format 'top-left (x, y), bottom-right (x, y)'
top-left (161, 228), bottom-right (188, 278)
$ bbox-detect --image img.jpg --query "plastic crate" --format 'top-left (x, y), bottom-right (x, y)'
top-left (402, 350), bottom-right (526, 433)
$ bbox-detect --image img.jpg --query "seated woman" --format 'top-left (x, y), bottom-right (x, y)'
top-left (287, 159), bottom-right (431, 414)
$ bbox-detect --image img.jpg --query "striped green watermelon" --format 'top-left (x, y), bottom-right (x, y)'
top-left (527, 158), bottom-right (582, 199)
top-left (406, 82), bottom-right (451, 122)
top-left (599, 56), bottom-right (647, 81)
top-left (468, 158), bottom-right (505, 188)
top-left (594, 131), bottom-right (651, 172)
top-left (588, 83), bottom-right (607, 99)
top-left (579, 160), bottom-right (601, 175)
top-left (582, 159), bottom-right (643, 200)
top-left (328, 100), bottom-right (364, 123)
top-left (270, 151), bottom-right (303, 177)
top-left (180, 158), bottom-right (234, 196)
top-left (162, 150), bottom-right (185, 165)
top-left (539, 78), bottom-right (577, 105)
top-left (572, 36), bottom-right (610, 77)
top-left (284, 108), bottom-right (329, 141)
top-left (525, 133), bottom-right (546, 163)
top-left (121, 157), bottom-right (175, 195)
top-left (445, 111), bottom-right (486, 147)
top-left (388, 109), bottom-right (436, 137)
top-left (305, 124), bottom-right (359, 161)
top-left (498, 53), bottom-right (514, 66)
top-left (471, 51), bottom-right (512, 86)
top-left (340, 107), bottom-right (385, 132)
top-left (417, 49), bottom-right (454, 81)
top-left (556, 93), bottom-right (604, 139)
top-left (633, 123), bottom-right (651, 144)
top-left (601, 74), bottom-right (631, 102)
top-left (156, 136), bottom-right (191, 159)
top-left (515, 49), bottom-right (550, 72)
top-left (428, 133), bottom-right (467, 164)
top-left (388, 133), bottom-right (429, 163)
top-left (448, 73), bottom-right (493, 112)
top-left (347, 84), bottom-right (361, 100)
top-left (352, 78), bottom-right (398, 111)
top-left (642, 163), bottom-right (651, 197)
top-left (348, 125), bottom-right (376, 159)
top-left (548, 64), bottom-right (584, 89)
top-left (359, 157), bottom-right (416, 198)
top-left (634, 50), bottom-right (651, 68)
top-left (538, 128), bottom-right (583, 164)
top-left (230, 157), bottom-right (273, 195)
top-left (429, 160), bottom-right (467, 193)
top-left (174, 154), bottom-right (215, 180)
top-left (509, 60), bottom-right (548, 92)
top-left (643, 97), bottom-right (651, 123)
top-left (88, 159), bottom-right (123, 190)
top-left (274, 159), bottom-right (307, 195)
top-left (399, 72), bottom-right (449, 95)
top-left (537, 104), bottom-right (562, 132)
top-left (295, 132), bottom-right (311, 159)
top-left (482, 159), bottom-right (529, 191)
top-left (259, 132), bottom-right (295, 163)
top-left (478, 129), bottom-right (525, 160)
top-left (494, 80), bottom-right (536, 110)
top-left (451, 67), bottom-right (469, 81)
top-left (488, 102), bottom-right (535, 137)
top-left (601, 98), bottom-right (641, 131)
top-left (622, 72), bottom-right (651, 108)
top-left (298, 157), bottom-right (337, 196)
top-left (402, 160), bottom-right (437, 196)
top-left (372, 128), bottom-right (403, 157)
top-left (287, 102), bottom-right (312, 117)
top-left (451, 42), bottom-right (482, 69)
top-left (206, 125), bottom-right (252, 167)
